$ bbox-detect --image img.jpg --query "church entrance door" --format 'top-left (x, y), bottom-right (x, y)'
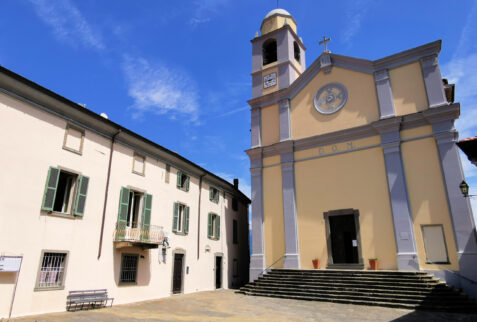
top-left (324, 209), bottom-right (364, 268)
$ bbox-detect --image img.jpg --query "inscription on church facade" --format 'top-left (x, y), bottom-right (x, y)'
top-left (318, 141), bottom-right (354, 157)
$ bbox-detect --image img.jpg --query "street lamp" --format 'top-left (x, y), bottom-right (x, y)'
top-left (460, 180), bottom-right (476, 198)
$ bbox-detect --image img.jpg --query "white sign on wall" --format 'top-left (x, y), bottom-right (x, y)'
top-left (0, 256), bottom-right (22, 272)
top-left (263, 72), bottom-right (277, 89)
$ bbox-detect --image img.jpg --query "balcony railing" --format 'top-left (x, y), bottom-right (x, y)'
top-left (113, 222), bottom-right (165, 245)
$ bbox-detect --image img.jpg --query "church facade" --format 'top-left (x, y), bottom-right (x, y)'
top-left (248, 9), bottom-right (477, 295)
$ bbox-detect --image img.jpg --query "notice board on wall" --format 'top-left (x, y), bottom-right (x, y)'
top-left (0, 256), bottom-right (22, 272)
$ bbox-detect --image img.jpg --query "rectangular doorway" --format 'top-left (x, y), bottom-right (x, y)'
top-left (172, 253), bottom-right (184, 294)
top-left (325, 209), bottom-right (363, 268)
top-left (215, 255), bottom-right (222, 289)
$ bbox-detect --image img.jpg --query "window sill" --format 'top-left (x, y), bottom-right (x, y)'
top-left (173, 231), bottom-right (188, 236)
top-left (132, 171), bottom-right (145, 177)
top-left (43, 211), bottom-right (77, 220)
top-left (34, 286), bottom-right (65, 292)
top-left (425, 261), bottom-right (451, 265)
top-left (118, 282), bottom-right (138, 286)
top-left (62, 146), bottom-right (83, 155)
top-left (177, 187), bottom-right (189, 192)
top-left (208, 237), bottom-right (220, 241)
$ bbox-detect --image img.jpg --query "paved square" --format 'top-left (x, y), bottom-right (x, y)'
top-left (13, 290), bottom-right (477, 321)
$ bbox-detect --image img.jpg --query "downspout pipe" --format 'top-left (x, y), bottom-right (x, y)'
top-left (97, 129), bottom-right (121, 259)
top-left (197, 174), bottom-right (205, 260)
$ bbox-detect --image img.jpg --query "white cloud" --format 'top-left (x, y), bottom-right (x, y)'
top-left (122, 56), bottom-right (200, 123)
top-left (29, 0), bottom-right (104, 51)
top-left (189, 0), bottom-right (229, 26)
top-left (341, 0), bottom-right (374, 44)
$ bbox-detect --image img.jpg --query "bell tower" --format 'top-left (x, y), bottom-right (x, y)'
top-left (251, 9), bottom-right (306, 99)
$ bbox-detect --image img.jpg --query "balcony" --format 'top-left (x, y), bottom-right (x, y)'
top-left (113, 222), bottom-right (165, 249)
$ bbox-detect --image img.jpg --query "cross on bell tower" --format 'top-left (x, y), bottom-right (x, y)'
top-left (319, 36), bottom-right (331, 53)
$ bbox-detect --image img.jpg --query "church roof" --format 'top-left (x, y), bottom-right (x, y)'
top-left (264, 8), bottom-right (292, 19)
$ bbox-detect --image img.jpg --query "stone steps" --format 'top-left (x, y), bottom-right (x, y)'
top-left (238, 269), bottom-right (477, 312)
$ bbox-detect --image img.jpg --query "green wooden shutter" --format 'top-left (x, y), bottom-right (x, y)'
top-left (209, 188), bottom-right (214, 201)
top-left (74, 175), bottom-right (89, 216)
top-left (208, 213), bottom-right (213, 238)
top-left (117, 187), bottom-right (130, 239)
top-left (185, 176), bottom-right (190, 191)
top-left (41, 167), bottom-right (60, 211)
top-left (215, 190), bottom-right (219, 203)
top-left (142, 193), bottom-right (152, 241)
top-left (172, 202), bottom-right (179, 232)
top-left (216, 215), bottom-right (220, 240)
top-left (184, 206), bottom-right (190, 234)
top-left (176, 171), bottom-right (182, 188)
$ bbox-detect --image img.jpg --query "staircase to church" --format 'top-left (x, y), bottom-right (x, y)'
top-left (237, 269), bottom-right (477, 312)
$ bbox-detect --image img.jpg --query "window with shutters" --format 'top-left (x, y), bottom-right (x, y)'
top-left (172, 202), bottom-right (189, 235)
top-left (208, 213), bottom-right (220, 240)
top-left (176, 170), bottom-right (190, 191)
top-left (233, 219), bottom-right (238, 244)
top-left (41, 167), bottom-right (89, 217)
top-left (209, 186), bottom-right (219, 203)
top-left (35, 250), bottom-right (69, 290)
top-left (62, 124), bottom-right (84, 154)
top-left (120, 254), bottom-right (139, 284)
top-left (116, 187), bottom-right (152, 242)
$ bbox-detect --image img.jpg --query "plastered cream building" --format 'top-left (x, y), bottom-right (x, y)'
top-left (0, 66), bottom-right (250, 318)
top-left (248, 9), bottom-right (477, 296)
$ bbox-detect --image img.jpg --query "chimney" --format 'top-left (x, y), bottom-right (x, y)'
top-left (233, 178), bottom-right (239, 189)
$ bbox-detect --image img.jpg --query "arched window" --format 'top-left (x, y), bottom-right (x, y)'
top-left (262, 39), bottom-right (277, 65)
top-left (294, 41), bottom-right (300, 62)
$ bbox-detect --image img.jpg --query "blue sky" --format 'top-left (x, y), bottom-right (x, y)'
top-left (1, 0), bottom-right (476, 220)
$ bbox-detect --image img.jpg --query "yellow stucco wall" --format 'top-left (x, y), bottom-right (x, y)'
top-left (400, 125), bottom-right (433, 140)
top-left (401, 136), bottom-right (459, 270)
top-left (294, 147), bottom-right (397, 270)
top-left (263, 155), bottom-right (280, 166)
top-left (261, 103), bottom-right (280, 146)
top-left (389, 62), bottom-right (428, 116)
top-left (261, 16), bottom-right (297, 35)
top-left (290, 67), bottom-right (380, 140)
top-left (263, 165), bottom-right (285, 268)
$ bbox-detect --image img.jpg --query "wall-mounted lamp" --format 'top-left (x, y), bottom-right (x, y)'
top-left (205, 245), bottom-right (211, 253)
top-left (459, 180), bottom-right (476, 198)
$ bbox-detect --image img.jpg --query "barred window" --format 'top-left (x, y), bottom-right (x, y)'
top-left (37, 252), bottom-right (68, 289)
top-left (120, 254), bottom-right (138, 284)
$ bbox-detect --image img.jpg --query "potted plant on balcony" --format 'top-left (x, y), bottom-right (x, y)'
top-left (312, 258), bottom-right (320, 269)
top-left (369, 258), bottom-right (378, 270)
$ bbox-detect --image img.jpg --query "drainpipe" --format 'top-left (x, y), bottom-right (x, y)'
top-left (97, 129), bottom-right (121, 259)
top-left (197, 174), bottom-right (205, 260)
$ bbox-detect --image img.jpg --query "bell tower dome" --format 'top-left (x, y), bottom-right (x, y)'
top-left (251, 9), bottom-right (306, 98)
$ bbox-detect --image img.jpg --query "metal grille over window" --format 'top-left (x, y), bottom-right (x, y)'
top-left (120, 254), bottom-right (138, 283)
top-left (38, 252), bottom-right (67, 288)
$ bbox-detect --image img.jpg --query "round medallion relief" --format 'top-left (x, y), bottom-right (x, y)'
top-left (313, 83), bottom-right (348, 115)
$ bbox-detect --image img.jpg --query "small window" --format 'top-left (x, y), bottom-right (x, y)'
top-left (173, 202), bottom-right (190, 234)
top-left (36, 251), bottom-right (68, 290)
top-left (233, 219), bottom-right (238, 244)
top-left (132, 153), bottom-right (145, 176)
top-left (294, 41), bottom-right (300, 62)
top-left (41, 167), bottom-right (89, 216)
top-left (232, 198), bottom-right (238, 211)
top-left (165, 164), bottom-right (171, 183)
top-left (176, 171), bottom-right (190, 191)
top-left (120, 254), bottom-right (138, 284)
top-left (63, 125), bottom-right (84, 154)
top-left (422, 225), bottom-right (449, 264)
top-left (209, 187), bottom-right (219, 203)
top-left (262, 38), bottom-right (277, 65)
top-left (208, 213), bottom-right (220, 240)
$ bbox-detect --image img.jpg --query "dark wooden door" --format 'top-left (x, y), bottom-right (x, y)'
top-left (173, 254), bottom-right (183, 293)
top-left (215, 256), bottom-right (222, 289)
top-left (329, 214), bottom-right (359, 264)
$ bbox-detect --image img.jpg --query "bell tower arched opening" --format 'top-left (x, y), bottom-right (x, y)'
top-left (262, 39), bottom-right (277, 65)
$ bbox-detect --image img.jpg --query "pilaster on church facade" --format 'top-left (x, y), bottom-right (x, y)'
top-left (248, 8), bottom-right (477, 297)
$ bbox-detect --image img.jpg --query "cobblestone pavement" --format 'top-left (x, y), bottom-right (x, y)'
top-left (12, 289), bottom-right (477, 321)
